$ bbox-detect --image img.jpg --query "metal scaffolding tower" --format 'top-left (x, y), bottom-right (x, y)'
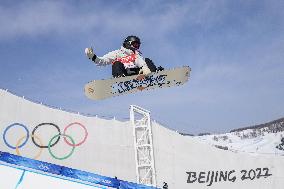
top-left (130, 105), bottom-right (157, 187)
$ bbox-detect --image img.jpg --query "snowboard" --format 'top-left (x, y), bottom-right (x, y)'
top-left (84, 66), bottom-right (191, 100)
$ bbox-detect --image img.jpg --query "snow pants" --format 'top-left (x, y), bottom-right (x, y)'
top-left (112, 58), bottom-right (157, 77)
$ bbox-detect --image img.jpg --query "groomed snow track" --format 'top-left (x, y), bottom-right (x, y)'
top-left (0, 89), bottom-right (284, 189)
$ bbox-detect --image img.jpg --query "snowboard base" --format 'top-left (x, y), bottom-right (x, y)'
top-left (84, 66), bottom-right (190, 100)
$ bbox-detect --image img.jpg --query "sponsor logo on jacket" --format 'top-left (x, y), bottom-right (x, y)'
top-left (115, 54), bottom-right (136, 64)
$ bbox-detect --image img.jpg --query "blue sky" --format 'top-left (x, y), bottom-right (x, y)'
top-left (0, 0), bottom-right (283, 134)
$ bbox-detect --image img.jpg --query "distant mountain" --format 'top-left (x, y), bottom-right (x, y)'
top-left (192, 117), bottom-right (284, 156)
top-left (230, 117), bottom-right (284, 133)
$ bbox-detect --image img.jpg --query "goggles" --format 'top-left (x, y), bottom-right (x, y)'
top-left (131, 41), bottom-right (140, 49)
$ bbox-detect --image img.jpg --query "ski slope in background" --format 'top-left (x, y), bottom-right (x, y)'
top-left (195, 131), bottom-right (284, 155)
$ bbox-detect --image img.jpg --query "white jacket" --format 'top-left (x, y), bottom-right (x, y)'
top-left (93, 46), bottom-right (147, 69)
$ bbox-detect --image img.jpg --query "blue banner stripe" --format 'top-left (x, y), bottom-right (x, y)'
top-left (0, 151), bottom-right (159, 189)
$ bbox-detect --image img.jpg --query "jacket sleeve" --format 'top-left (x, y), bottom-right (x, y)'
top-left (92, 50), bottom-right (119, 66)
top-left (135, 52), bottom-right (148, 68)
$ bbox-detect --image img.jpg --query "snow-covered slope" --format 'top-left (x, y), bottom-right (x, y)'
top-left (1, 88), bottom-right (284, 189)
top-left (194, 128), bottom-right (284, 156)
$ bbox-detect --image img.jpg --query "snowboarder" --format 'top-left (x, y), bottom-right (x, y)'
top-left (85, 35), bottom-right (163, 78)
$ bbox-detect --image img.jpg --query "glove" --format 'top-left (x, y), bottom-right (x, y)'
top-left (139, 65), bottom-right (151, 75)
top-left (157, 66), bottom-right (164, 72)
top-left (85, 47), bottom-right (96, 60)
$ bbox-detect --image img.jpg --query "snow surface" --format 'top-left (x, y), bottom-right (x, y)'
top-left (193, 130), bottom-right (284, 156)
top-left (0, 164), bottom-right (104, 189)
top-left (1, 89), bottom-right (284, 188)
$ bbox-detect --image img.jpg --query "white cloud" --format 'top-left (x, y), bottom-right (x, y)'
top-left (0, 1), bottom-right (187, 40)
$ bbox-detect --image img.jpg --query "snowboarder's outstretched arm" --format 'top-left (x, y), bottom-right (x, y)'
top-left (85, 47), bottom-right (118, 67)
top-left (85, 47), bottom-right (151, 74)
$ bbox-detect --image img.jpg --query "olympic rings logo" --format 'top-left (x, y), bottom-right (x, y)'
top-left (2, 122), bottom-right (88, 160)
